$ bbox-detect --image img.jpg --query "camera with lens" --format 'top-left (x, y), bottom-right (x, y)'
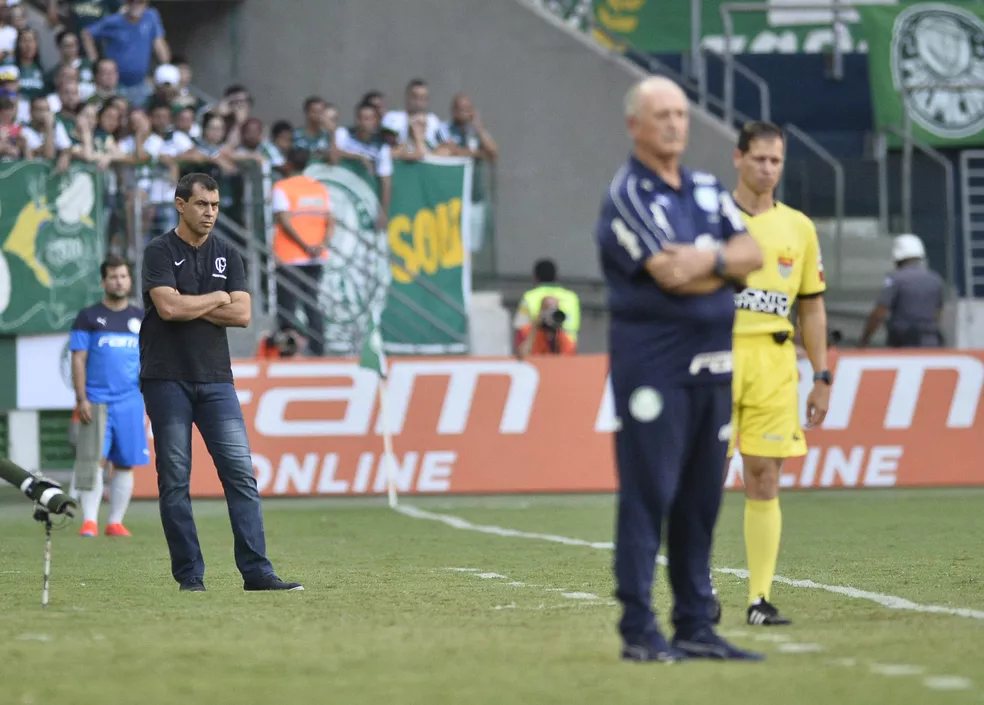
top-left (539, 304), bottom-right (567, 331)
top-left (272, 329), bottom-right (301, 358)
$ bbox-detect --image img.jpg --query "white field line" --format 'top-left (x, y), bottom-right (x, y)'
top-left (395, 504), bottom-right (984, 621)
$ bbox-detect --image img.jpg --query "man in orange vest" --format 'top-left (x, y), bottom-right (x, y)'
top-left (271, 147), bottom-right (335, 356)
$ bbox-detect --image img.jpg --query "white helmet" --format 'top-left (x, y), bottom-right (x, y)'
top-left (892, 233), bottom-right (926, 262)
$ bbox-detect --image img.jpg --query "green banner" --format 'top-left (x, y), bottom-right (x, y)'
top-left (0, 162), bottom-right (105, 335)
top-left (306, 156), bottom-right (471, 356)
top-left (593, 0), bottom-right (882, 54)
top-left (859, 2), bottom-right (984, 146)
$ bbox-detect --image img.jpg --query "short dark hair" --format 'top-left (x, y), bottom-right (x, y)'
top-left (0, 97), bottom-right (14, 111)
top-left (30, 95), bottom-right (48, 108)
top-left (223, 83), bottom-right (250, 98)
top-left (361, 90), bottom-right (383, 104)
top-left (356, 100), bottom-right (377, 117)
top-left (147, 98), bottom-right (171, 114)
top-left (303, 95), bottom-right (326, 112)
top-left (175, 173), bottom-right (219, 201)
top-left (406, 78), bottom-right (427, 93)
top-left (56, 30), bottom-right (75, 47)
top-left (94, 57), bottom-right (116, 73)
top-left (534, 258), bottom-right (557, 283)
top-left (737, 121), bottom-right (784, 153)
top-left (100, 254), bottom-right (130, 280)
top-left (285, 147), bottom-right (310, 172)
top-left (271, 120), bottom-right (293, 139)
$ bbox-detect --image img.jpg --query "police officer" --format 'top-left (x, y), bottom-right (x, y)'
top-left (140, 172), bottom-right (302, 593)
top-left (859, 233), bottom-right (945, 348)
top-left (596, 76), bottom-right (765, 663)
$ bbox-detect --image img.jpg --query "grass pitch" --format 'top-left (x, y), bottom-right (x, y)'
top-left (0, 488), bottom-right (982, 705)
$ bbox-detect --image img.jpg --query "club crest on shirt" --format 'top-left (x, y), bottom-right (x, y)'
top-left (778, 255), bottom-right (794, 278)
top-left (693, 186), bottom-right (720, 214)
top-left (128, 317), bottom-right (141, 334)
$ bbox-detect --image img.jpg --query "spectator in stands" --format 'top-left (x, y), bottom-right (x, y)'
top-left (271, 147), bottom-right (334, 357)
top-left (263, 119), bottom-right (291, 176)
top-left (859, 233), bottom-right (945, 348)
top-left (215, 82), bottom-right (250, 124)
top-left (381, 78), bottom-right (453, 159)
top-left (193, 110), bottom-right (237, 173)
top-left (445, 93), bottom-right (497, 252)
top-left (335, 101), bottom-right (392, 230)
top-left (0, 63), bottom-right (26, 123)
top-left (515, 296), bottom-right (577, 359)
top-left (513, 258), bottom-right (581, 352)
top-left (47, 64), bottom-right (79, 112)
top-left (118, 102), bottom-right (192, 239)
top-left (82, 0), bottom-right (170, 108)
top-left (170, 55), bottom-right (202, 112)
top-left (173, 104), bottom-right (198, 139)
top-left (294, 96), bottom-right (335, 164)
top-left (46, 30), bottom-right (95, 98)
top-left (47, 0), bottom-right (123, 34)
top-left (53, 75), bottom-right (81, 135)
top-left (18, 94), bottom-right (71, 162)
top-left (234, 116), bottom-right (265, 163)
top-left (7, 28), bottom-right (44, 101)
top-left (361, 89), bottom-right (385, 117)
top-left (7, 3), bottom-right (26, 33)
top-left (86, 56), bottom-right (117, 104)
top-left (0, 96), bottom-right (21, 160)
top-left (0, 3), bottom-right (18, 64)
top-left (89, 98), bottom-right (121, 165)
top-left (148, 62), bottom-right (178, 106)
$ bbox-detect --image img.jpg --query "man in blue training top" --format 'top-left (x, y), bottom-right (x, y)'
top-left (70, 254), bottom-right (149, 538)
top-left (596, 76), bottom-right (765, 663)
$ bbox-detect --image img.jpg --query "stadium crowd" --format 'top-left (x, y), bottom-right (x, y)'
top-left (0, 0), bottom-right (498, 257)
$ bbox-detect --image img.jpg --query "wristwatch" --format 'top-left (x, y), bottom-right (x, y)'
top-left (713, 251), bottom-right (727, 278)
top-left (813, 370), bottom-right (833, 385)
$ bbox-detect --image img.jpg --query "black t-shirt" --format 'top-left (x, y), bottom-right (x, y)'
top-left (140, 229), bottom-right (247, 384)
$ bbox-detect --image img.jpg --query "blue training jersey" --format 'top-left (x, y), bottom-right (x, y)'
top-left (69, 303), bottom-right (143, 404)
top-left (595, 157), bottom-right (748, 385)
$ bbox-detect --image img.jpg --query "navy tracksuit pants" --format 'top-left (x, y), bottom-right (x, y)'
top-left (612, 381), bottom-right (732, 644)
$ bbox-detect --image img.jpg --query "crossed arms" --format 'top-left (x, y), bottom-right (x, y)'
top-left (149, 288), bottom-right (251, 328)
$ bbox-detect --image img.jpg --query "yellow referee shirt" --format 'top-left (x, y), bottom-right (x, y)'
top-left (734, 201), bottom-right (826, 336)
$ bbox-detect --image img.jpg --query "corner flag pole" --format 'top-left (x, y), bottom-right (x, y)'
top-left (376, 377), bottom-right (399, 509)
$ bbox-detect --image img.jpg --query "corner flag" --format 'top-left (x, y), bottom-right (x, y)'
top-left (359, 320), bottom-right (398, 508)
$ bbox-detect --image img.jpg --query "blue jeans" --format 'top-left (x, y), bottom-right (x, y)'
top-left (142, 380), bottom-right (275, 584)
top-left (117, 80), bottom-right (153, 109)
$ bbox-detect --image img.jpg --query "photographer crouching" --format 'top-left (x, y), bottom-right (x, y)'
top-left (516, 296), bottom-right (577, 359)
top-left (257, 327), bottom-right (303, 359)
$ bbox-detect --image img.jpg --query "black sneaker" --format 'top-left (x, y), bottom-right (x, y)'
top-left (621, 634), bottom-right (686, 664)
top-left (672, 627), bottom-right (765, 661)
top-left (747, 598), bottom-right (792, 626)
top-left (179, 578), bottom-right (206, 592)
top-left (243, 574), bottom-right (304, 592)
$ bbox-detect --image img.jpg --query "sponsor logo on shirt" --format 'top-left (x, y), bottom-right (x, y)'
top-left (735, 287), bottom-right (791, 317)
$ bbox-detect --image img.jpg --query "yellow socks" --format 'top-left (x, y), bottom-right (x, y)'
top-left (744, 498), bottom-right (781, 605)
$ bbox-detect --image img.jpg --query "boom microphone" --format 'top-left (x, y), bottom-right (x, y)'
top-left (0, 458), bottom-right (76, 517)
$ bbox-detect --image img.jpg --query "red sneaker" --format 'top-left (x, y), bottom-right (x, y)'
top-left (79, 520), bottom-right (98, 537)
top-left (104, 523), bottom-right (131, 537)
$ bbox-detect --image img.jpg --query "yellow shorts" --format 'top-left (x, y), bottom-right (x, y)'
top-left (728, 334), bottom-right (806, 459)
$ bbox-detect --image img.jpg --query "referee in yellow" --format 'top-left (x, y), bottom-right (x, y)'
top-left (726, 122), bottom-right (831, 626)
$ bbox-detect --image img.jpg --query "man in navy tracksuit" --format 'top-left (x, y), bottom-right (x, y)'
top-left (596, 77), bottom-right (766, 663)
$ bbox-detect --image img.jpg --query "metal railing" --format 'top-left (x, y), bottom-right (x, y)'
top-left (718, 2), bottom-right (858, 123)
top-left (880, 124), bottom-right (956, 294)
top-left (785, 124), bottom-right (845, 287)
